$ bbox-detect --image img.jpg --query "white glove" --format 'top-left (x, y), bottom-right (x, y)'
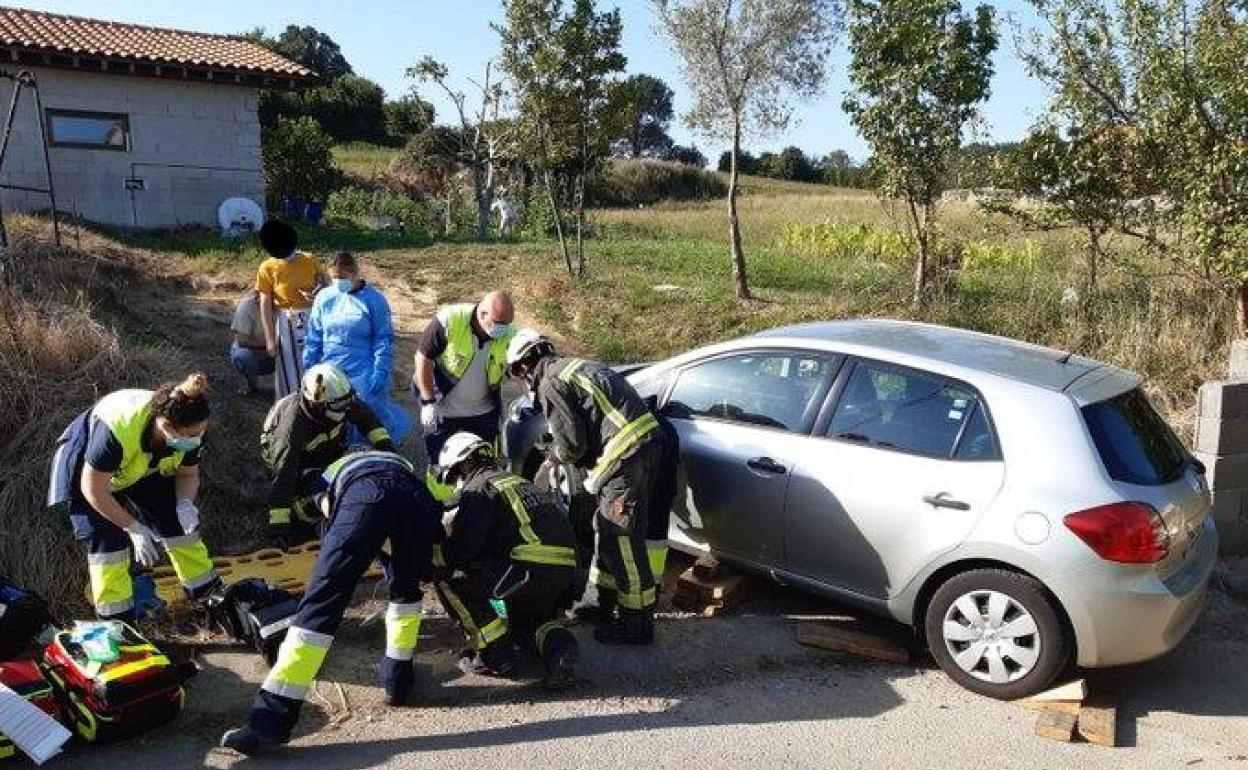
top-left (534, 459), bottom-right (557, 492)
top-left (421, 398), bottom-right (442, 433)
top-left (176, 499), bottom-right (200, 534)
top-left (124, 521), bottom-right (163, 568)
top-left (583, 474), bottom-right (602, 497)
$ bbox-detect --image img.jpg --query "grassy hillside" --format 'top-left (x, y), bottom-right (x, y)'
top-left (333, 141), bottom-right (401, 181)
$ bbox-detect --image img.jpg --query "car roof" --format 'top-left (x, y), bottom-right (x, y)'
top-left (749, 319), bottom-right (1137, 396)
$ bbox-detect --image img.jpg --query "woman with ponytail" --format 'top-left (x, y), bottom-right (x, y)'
top-left (47, 373), bottom-right (222, 620)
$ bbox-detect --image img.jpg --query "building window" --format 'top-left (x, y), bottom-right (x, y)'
top-left (45, 109), bottom-right (129, 150)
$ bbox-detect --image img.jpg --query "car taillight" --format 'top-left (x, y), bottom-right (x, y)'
top-left (1063, 502), bottom-right (1170, 564)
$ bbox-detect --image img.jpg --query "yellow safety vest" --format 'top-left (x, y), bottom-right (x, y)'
top-left (435, 304), bottom-right (511, 387)
top-left (90, 390), bottom-right (188, 492)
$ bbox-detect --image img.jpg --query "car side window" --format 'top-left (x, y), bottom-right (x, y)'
top-left (828, 362), bottom-right (999, 460)
top-left (664, 351), bottom-right (838, 432)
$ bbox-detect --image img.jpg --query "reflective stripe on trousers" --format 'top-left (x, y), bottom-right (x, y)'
top-left (262, 626), bottom-right (334, 700)
top-left (616, 535), bottom-right (656, 610)
top-left (162, 532), bottom-right (218, 594)
top-left (87, 549), bottom-right (134, 618)
top-left (385, 602), bottom-right (423, 661)
top-left (647, 539), bottom-right (669, 582)
top-left (438, 581), bottom-right (508, 650)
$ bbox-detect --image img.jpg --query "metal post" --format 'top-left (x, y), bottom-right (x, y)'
top-left (26, 72), bottom-right (59, 246)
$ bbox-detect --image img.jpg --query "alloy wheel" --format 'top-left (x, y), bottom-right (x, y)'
top-left (941, 589), bottom-right (1041, 684)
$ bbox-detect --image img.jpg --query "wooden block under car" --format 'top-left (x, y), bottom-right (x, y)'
top-left (1077, 697), bottom-right (1118, 747)
top-left (794, 620), bottom-right (911, 664)
top-left (1027, 679), bottom-right (1088, 703)
top-left (672, 566), bottom-right (751, 615)
top-left (1034, 710), bottom-right (1078, 742)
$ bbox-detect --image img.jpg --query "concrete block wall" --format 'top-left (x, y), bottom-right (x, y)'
top-left (1193, 358), bottom-right (1248, 554)
top-left (0, 66), bottom-right (264, 228)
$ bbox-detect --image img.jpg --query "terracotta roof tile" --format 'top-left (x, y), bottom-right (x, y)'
top-left (0, 6), bottom-right (313, 79)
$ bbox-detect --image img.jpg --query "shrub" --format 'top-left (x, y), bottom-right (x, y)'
top-left (587, 158), bottom-right (727, 207)
top-left (325, 186), bottom-right (434, 237)
top-left (776, 221), bottom-right (910, 262)
top-left (263, 116), bottom-right (342, 203)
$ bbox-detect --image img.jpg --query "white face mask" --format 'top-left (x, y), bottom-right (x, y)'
top-left (325, 408), bottom-right (346, 423)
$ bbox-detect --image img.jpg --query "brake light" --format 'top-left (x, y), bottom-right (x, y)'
top-left (1063, 502), bottom-right (1170, 564)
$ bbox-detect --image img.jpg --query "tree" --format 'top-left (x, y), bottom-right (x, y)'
top-left (1021, 0), bottom-right (1248, 329)
top-left (843, 0), bottom-right (998, 306)
top-left (384, 91), bottom-right (436, 144)
top-left (817, 149), bottom-right (862, 187)
top-left (498, 0), bottom-right (626, 277)
top-left (608, 74), bottom-right (676, 157)
top-left (656, 0), bottom-right (839, 300)
top-left (262, 116), bottom-right (340, 202)
top-left (410, 57), bottom-right (517, 242)
top-left (267, 25), bottom-right (353, 80)
top-left (663, 143), bottom-right (707, 167)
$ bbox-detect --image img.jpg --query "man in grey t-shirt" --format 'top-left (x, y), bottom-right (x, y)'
top-left (230, 290), bottom-right (276, 395)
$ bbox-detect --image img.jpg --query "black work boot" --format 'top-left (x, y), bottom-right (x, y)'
top-left (457, 635), bottom-right (517, 677)
top-left (593, 608), bottom-right (654, 646)
top-left (572, 586), bottom-right (617, 625)
top-left (221, 725), bottom-right (286, 756)
top-left (540, 627), bottom-right (579, 691)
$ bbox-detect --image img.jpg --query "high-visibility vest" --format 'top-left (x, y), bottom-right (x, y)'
top-left (90, 390), bottom-right (189, 492)
top-left (434, 304), bottom-right (512, 388)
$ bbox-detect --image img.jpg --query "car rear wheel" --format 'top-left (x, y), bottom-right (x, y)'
top-left (924, 568), bottom-right (1071, 700)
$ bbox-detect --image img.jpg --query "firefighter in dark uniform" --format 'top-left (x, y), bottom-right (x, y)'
top-left (262, 363), bottom-right (394, 546)
top-left (505, 329), bottom-right (662, 646)
top-left (221, 450), bottom-right (443, 756)
top-left (432, 431), bottom-right (580, 688)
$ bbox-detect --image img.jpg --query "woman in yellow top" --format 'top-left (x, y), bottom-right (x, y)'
top-left (47, 373), bottom-right (221, 620)
top-left (256, 220), bottom-right (327, 400)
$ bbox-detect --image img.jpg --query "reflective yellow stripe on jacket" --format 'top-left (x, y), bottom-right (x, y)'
top-left (490, 475), bottom-right (578, 567)
top-left (557, 361), bottom-right (658, 486)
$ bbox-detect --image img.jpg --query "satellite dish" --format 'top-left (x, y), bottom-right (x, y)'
top-left (218, 197), bottom-right (265, 237)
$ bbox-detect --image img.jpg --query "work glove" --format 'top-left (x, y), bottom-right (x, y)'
top-left (380, 656), bottom-right (416, 707)
top-left (124, 521), bottom-right (163, 568)
top-left (534, 458), bottom-right (557, 492)
top-left (583, 474), bottom-right (602, 497)
top-left (176, 499), bottom-right (200, 534)
top-left (420, 398), bottom-right (442, 433)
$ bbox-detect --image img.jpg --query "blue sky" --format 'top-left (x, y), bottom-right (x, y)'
top-left (20, 1), bottom-right (1051, 161)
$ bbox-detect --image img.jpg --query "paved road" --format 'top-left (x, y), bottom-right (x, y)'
top-left (61, 559), bottom-right (1248, 770)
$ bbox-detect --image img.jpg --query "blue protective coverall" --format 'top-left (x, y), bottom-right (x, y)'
top-left (303, 283), bottom-right (412, 444)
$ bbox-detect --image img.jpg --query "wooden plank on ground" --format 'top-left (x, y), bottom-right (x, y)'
top-left (677, 570), bottom-right (747, 601)
top-left (1077, 697), bottom-right (1117, 747)
top-left (794, 621), bottom-right (911, 664)
top-left (1016, 699), bottom-right (1082, 717)
top-left (1028, 679), bottom-right (1087, 703)
top-left (1035, 710), bottom-right (1078, 742)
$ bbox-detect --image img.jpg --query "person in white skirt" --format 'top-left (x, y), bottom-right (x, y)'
top-left (255, 220), bottom-right (326, 400)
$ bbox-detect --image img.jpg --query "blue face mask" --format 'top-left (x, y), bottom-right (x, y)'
top-left (334, 278), bottom-right (354, 293)
top-left (167, 435), bottom-right (201, 452)
top-left (489, 322), bottom-right (513, 340)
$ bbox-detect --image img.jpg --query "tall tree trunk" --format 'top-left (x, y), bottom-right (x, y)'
top-left (728, 120), bottom-right (751, 301)
top-left (575, 134), bottom-right (588, 278)
top-left (539, 125), bottom-right (572, 276)
top-left (474, 168), bottom-right (491, 242)
top-left (1086, 226), bottom-right (1100, 294)
top-left (907, 199), bottom-right (928, 307)
top-left (1238, 285), bottom-right (1248, 337)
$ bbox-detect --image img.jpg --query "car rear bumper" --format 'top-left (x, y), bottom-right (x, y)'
top-left (1053, 516), bottom-right (1217, 668)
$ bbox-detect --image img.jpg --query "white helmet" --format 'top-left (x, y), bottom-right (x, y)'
top-left (436, 432), bottom-right (495, 483)
top-left (301, 363), bottom-right (354, 412)
top-left (505, 328), bottom-right (554, 377)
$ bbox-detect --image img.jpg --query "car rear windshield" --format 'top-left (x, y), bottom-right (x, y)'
top-left (1081, 389), bottom-right (1188, 486)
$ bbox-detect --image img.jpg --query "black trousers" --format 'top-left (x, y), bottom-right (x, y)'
top-left (593, 441), bottom-right (661, 613)
top-left (438, 562), bottom-right (577, 655)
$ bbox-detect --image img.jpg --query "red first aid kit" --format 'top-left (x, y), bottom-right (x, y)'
top-left (40, 622), bottom-right (184, 744)
top-left (0, 659), bottom-right (62, 761)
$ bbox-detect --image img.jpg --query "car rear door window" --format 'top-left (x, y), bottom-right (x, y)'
top-left (828, 361), bottom-right (999, 460)
top-left (664, 351), bottom-right (839, 432)
top-left (1081, 388), bottom-right (1187, 486)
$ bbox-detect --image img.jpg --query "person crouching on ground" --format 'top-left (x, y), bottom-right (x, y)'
top-left (432, 432), bottom-right (580, 689)
top-left (229, 289), bottom-right (275, 396)
top-left (46, 373), bottom-right (221, 620)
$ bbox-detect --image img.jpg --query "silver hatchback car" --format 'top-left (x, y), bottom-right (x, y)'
top-left (504, 319), bottom-right (1217, 699)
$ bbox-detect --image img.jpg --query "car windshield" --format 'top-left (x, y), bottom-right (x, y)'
top-left (1081, 388), bottom-right (1188, 486)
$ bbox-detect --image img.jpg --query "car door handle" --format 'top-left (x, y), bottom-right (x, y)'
top-left (746, 456), bottom-right (787, 475)
top-left (922, 493), bottom-right (970, 511)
